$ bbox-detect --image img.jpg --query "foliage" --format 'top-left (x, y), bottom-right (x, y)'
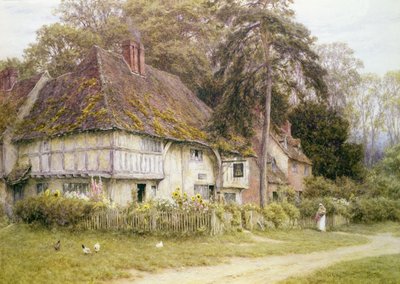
top-left (289, 101), bottom-right (365, 180)
top-left (314, 42), bottom-right (363, 111)
top-left (303, 176), bottom-right (362, 200)
top-left (263, 203), bottom-right (288, 228)
top-left (298, 197), bottom-right (350, 219)
top-left (277, 185), bottom-right (297, 203)
top-left (14, 193), bottom-right (106, 227)
top-left (280, 201), bottom-right (300, 222)
top-left (364, 143), bottom-right (400, 199)
top-left (24, 23), bottom-right (101, 77)
top-left (349, 197), bottom-right (400, 223)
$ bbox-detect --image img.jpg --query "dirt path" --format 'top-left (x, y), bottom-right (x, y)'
top-left (112, 234), bottom-right (400, 284)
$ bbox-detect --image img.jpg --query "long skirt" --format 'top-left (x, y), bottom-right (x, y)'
top-left (318, 214), bottom-right (326, 232)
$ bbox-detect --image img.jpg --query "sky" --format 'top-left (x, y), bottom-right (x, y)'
top-left (0, 0), bottom-right (399, 75)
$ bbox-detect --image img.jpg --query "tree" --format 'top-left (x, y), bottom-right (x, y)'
top-left (346, 74), bottom-right (385, 167)
top-left (56, 0), bottom-right (128, 50)
top-left (289, 101), bottom-right (365, 180)
top-left (23, 23), bottom-right (101, 77)
top-left (314, 42), bottom-right (363, 111)
top-left (211, 0), bottom-right (326, 207)
top-left (382, 71), bottom-right (400, 147)
top-left (124, 0), bottom-right (219, 91)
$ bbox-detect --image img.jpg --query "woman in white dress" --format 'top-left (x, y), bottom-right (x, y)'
top-left (315, 203), bottom-right (326, 232)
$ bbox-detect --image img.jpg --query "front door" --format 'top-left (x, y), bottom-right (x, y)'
top-left (137, 184), bottom-right (146, 203)
top-left (13, 184), bottom-right (24, 204)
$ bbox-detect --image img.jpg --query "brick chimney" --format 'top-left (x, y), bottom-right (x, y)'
top-left (122, 40), bottom-right (145, 76)
top-left (282, 120), bottom-right (292, 137)
top-left (0, 67), bottom-right (19, 91)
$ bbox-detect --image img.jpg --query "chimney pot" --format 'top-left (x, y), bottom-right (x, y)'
top-left (0, 67), bottom-right (19, 91)
top-left (122, 40), bottom-right (145, 76)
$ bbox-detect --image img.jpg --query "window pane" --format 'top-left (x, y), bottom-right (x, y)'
top-left (233, 163), bottom-right (244, 177)
top-left (224, 193), bottom-right (236, 203)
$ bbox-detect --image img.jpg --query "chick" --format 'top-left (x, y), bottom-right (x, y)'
top-left (94, 243), bottom-right (100, 253)
top-left (82, 244), bottom-right (91, 254)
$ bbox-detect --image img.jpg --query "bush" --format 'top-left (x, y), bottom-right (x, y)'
top-left (298, 197), bottom-right (350, 219)
top-left (304, 176), bottom-right (361, 200)
top-left (15, 195), bottom-right (106, 227)
top-left (263, 203), bottom-right (288, 228)
top-left (281, 201), bottom-right (300, 222)
top-left (349, 197), bottom-right (400, 223)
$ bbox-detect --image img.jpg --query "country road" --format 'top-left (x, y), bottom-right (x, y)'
top-left (111, 233), bottom-right (400, 284)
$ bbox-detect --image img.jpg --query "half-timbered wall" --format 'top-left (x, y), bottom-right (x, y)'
top-left (18, 132), bottom-right (113, 177)
top-left (113, 132), bottom-right (163, 179)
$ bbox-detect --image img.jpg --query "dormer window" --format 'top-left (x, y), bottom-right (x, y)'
top-left (233, 163), bottom-right (244, 177)
top-left (304, 165), bottom-right (309, 176)
top-left (190, 149), bottom-right (203, 161)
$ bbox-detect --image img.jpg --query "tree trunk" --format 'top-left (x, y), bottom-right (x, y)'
top-left (259, 33), bottom-right (272, 208)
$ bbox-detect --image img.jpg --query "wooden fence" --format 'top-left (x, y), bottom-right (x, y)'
top-left (80, 210), bottom-right (219, 235)
top-left (79, 209), bottom-right (349, 235)
top-left (298, 214), bottom-right (349, 230)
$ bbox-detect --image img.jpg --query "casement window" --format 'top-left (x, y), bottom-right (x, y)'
top-left (304, 165), bottom-right (309, 176)
top-left (224, 193), bottom-right (236, 204)
top-left (141, 138), bottom-right (162, 152)
top-left (63, 183), bottom-right (89, 194)
top-left (190, 149), bottom-right (203, 161)
top-left (233, 163), bottom-right (244, 177)
top-left (194, 184), bottom-right (211, 199)
top-left (272, 191), bottom-right (279, 202)
top-left (151, 185), bottom-right (157, 198)
top-left (36, 183), bottom-right (48, 194)
top-left (292, 162), bottom-right (298, 173)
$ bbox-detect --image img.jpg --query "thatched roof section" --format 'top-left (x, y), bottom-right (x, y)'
top-left (0, 74), bottom-right (42, 142)
top-left (14, 46), bottom-right (212, 142)
top-left (273, 131), bottom-right (312, 165)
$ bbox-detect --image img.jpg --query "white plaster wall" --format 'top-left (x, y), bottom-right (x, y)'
top-left (222, 158), bottom-right (249, 189)
top-left (268, 138), bottom-right (288, 175)
top-left (159, 143), bottom-right (216, 200)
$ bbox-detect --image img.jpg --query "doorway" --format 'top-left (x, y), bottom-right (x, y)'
top-left (13, 184), bottom-right (24, 204)
top-left (137, 184), bottom-right (146, 203)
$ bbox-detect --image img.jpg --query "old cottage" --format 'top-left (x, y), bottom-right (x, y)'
top-left (0, 41), bottom-right (310, 207)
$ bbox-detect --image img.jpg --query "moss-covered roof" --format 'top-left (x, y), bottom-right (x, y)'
top-left (14, 46), bottom-right (212, 142)
top-left (0, 74), bottom-right (42, 142)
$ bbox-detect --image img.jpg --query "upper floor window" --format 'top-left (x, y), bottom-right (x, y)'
top-left (304, 165), bottom-right (309, 176)
top-left (233, 163), bottom-right (244, 177)
top-left (190, 149), bottom-right (203, 161)
top-left (141, 138), bottom-right (162, 152)
top-left (292, 162), bottom-right (298, 173)
top-left (41, 140), bottom-right (50, 153)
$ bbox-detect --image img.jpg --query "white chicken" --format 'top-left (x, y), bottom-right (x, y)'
top-left (155, 241), bottom-right (163, 248)
top-left (94, 242), bottom-right (100, 253)
top-left (82, 244), bottom-right (91, 254)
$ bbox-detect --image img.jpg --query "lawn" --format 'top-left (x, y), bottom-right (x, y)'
top-left (281, 254), bottom-right (400, 284)
top-left (0, 224), bottom-right (368, 283)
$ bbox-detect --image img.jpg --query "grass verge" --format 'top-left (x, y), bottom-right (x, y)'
top-left (0, 224), bottom-right (368, 283)
top-left (336, 221), bottom-right (400, 236)
top-left (281, 254), bottom-right (400, 284)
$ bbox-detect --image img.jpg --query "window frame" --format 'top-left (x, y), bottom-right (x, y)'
top-left (190, 149), bottom-right (203, 162)
top-left (233, 163), bottom-right (244, 178)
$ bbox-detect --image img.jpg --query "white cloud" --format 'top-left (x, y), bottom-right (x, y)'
top-left (0, 0), bottom-right (60, 59)
top-left (293, 0), bottom-right (400, 75)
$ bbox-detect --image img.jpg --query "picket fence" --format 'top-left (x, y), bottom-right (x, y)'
top-left (80, 210), bottom-right (222, 235)
top-left (79, 209), bottom-right (348, 235)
